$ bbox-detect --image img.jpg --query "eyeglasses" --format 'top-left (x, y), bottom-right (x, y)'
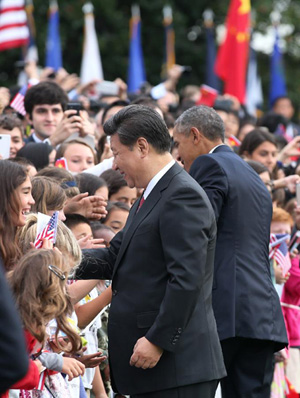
top-left (48, 264), bottom-right (66, 281)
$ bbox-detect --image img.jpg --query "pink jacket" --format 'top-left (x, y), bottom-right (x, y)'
top-left (281, 257), bottom-right (300, 347)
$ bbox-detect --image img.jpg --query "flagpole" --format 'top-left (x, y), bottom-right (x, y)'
top-left (162, 5), bottom-right (175, 77)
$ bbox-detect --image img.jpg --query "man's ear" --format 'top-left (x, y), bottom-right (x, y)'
top-left (26, 113), bottom-right (32, 125)
top-left (190, 127), bottom-right (203, 144)
top-left (136, 137), bottom-right (149, 157)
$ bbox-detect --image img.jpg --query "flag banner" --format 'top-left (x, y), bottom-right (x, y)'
top-left (270, 27), bottom-right (287, 106)
top-left (215, 0), bottom-right (251, 103)
top-left (80, 2), bottom-right (103, 85)
top-left (45, 0), bottom-right (62, 71)
top-left (246, 47), bottom-right (263, 116)
top-left (162, 5), bottom-right (175, 76)
top-left (127, 4), bottom-right (146, 93)
top-left (269, 233), bottom-right (291, 276)
top-left (10, 83), bottom-right (29, 115)
top-left (196, 84), bottom-right (219, 107)
top-left (34, 211), bottom-right (58, 249)
top-left (0, 0), bottom-right (29, 51)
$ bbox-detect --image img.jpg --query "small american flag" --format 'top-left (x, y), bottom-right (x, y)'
top-left (34, 211), bottom-right (58, 249)
top-left (10, 84), bottom-right (29, 116)
top-left (269, 233), bottom-right (291, 276)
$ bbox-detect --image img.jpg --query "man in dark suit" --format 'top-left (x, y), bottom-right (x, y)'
top-left (173, 105), bottom-right (288, 398)
top-left (0, 257), bottom-right (28, 393)
top-left (76, 105), bottom-right (226, 397)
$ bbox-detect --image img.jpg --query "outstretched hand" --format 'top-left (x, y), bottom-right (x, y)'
top-left (64, 192), bottom-right (107, 220)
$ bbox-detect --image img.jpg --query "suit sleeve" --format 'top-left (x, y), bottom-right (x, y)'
top-left (189, 155), bottom-right (228, 222)
top-left (145, 186), bottom-right (216, 352)
top-left (74, 230), bottom-right (123, 280)
top-left (0, 261), bottom-right (28, 393)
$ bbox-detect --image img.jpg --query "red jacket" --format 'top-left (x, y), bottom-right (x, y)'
top-left (10, 331), bottom-right (40, 390)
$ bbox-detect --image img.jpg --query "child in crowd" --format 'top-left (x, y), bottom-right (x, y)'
top-left (65, 214), bottom-right (111, 398)
top-left (100, 169), bottom-right (137, 208)
top-left (269, 208), bottom-right (294, 397)
top-left (8, 249), bottom-right (84, 395)
top-left (31, 176), bottom-right (67, 220)
top-left (100, 202), bottom-right (129, 233)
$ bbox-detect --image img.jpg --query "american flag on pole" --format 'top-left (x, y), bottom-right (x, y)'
top-left (10, 84), bottom-right (29, 116)
top-left (0, 0), bottom-right (29, 51)
top-left (34, 211), bottom-right (58, 249)
top-left (269, 233), bottom-right (291, 276)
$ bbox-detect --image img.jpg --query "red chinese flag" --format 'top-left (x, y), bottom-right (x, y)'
top-left (215, 0), bottom-right (251, 104)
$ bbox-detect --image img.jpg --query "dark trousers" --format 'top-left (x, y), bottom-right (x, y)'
top-left (220, 337), bottom-right (275, 398)
top-left (130, 379), bottom-right (218, 398)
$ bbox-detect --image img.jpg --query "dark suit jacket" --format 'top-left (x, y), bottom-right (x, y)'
top-left (189, 145), bottom-right (288, 349)
top-left (76, 163), bottom-right (226, 395)
top-left (24, 134), bottom-right (35, 144)
top-left (0, 257), bottom-right (28, 392)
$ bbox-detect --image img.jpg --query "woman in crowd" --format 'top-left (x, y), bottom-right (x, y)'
top-left (0, 159), bottom-right (35, 270)
top-left (239, 128), bottom-right (279, 175)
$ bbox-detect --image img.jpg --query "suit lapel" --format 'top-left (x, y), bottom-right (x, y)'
top-left (112, 163), bottom-right (183, 278)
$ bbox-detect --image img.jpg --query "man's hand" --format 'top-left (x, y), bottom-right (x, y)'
top-left (79, 110), bottom-right (95, 137)
top-left (64, 192), bottom-right (107, 220)
top-left (49, 109), bottom-right (83, 147)
top-left (129, 337), bottom-right (163, 369)
top-left (0, 87), bottom-right (10, 114)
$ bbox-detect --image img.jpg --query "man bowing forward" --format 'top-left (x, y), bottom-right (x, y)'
top-left (76, 105), bottom-right (226, 398)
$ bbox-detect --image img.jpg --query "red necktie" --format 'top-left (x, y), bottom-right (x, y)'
top-left (137, 196), bottom-right (145, 212)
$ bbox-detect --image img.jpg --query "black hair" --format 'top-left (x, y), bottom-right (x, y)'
top-left (100, 201), bottom-right (130, 224)
top-left (17, 142), bottom-right (54, 171)
top-left (75, 173), bottom-right (108, 196)
top-left (64, 214), bottom-right (90, 230)
top-left (101, 100), bottom-right (129, 125)
top-left (100, 169), bottom-right (128, 198)
top-left (271, 96), bottom-right (292, 109)
top-left (239, 128), bottom-right (278, 156)
top-left (258, 111), bottom-right (288, 133)
top-left (24, 81), bottom-right (69, 117)
top-left (103, 105), bottom-right (171, 153)
top-left (245, 160), bottom-right (270, 176)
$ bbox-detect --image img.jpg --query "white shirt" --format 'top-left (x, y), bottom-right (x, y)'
top-left (209, 144), bottom-right (225, 154)
top-left (143, 159), bottom-right (175, 200)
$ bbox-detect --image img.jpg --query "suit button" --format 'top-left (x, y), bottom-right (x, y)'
top-left (112, 289), bottom-right (118, 296)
